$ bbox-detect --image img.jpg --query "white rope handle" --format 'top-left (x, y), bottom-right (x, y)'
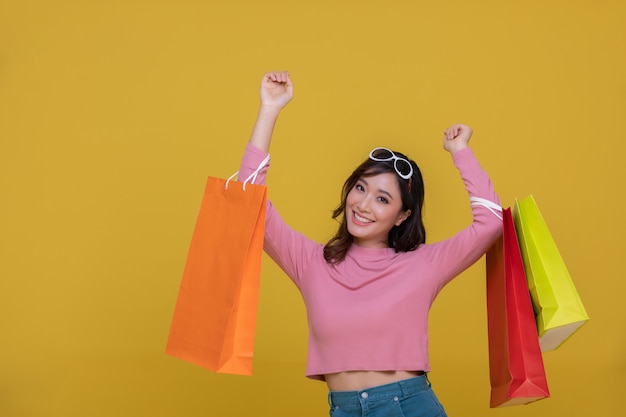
top-left (225, 171), bottom-right (238, 189)
top-left (470, 197), bottom-right (503, 220)
top-left (224, 154), bottom-right (271, 191)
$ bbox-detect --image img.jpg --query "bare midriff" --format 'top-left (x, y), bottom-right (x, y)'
top-left (325, 370), bottom-right (425, 392)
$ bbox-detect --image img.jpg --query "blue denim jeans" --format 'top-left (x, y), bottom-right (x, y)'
top-left (328, 375), bottom-right (448, 417)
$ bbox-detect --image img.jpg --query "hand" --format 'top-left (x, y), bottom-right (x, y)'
top-left (443, 124), bottom-right (472, 154)
top-left (260, 71), bottom-right (293, 110)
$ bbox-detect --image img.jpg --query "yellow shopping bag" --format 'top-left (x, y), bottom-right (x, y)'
top-left (513, 195), bottom-right (589, 351)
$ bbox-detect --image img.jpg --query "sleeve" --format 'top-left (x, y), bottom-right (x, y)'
top-left (421, 147), bottom-right (502, 290)
top-left (238, 143), bottom-right (319, 288)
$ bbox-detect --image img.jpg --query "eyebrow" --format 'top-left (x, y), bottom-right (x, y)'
top-left (358, 178), bottom-right (394, 200)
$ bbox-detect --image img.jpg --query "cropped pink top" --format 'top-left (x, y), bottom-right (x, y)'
top-left (239, 143), bottom-right (501, 381)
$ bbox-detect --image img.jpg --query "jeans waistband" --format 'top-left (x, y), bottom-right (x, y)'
top-left (328, 375), bottom-right (431, 408)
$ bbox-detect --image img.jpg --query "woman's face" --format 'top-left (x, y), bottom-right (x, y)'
top-left (345, 172), bottom-right (411, 248)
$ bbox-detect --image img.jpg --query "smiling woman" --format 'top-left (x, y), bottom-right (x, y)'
top-left (346, 173), bottom-right (412, 249)
top-left (347, 173), bottom-right (409, 247)
top-left (0, 0), bottom-right (620, 415)
top-left (328, 147), bottom-right (422, 258)
top-left (226, 71), bottom-right (503, 417)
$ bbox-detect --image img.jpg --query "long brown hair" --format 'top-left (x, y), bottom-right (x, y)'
top-left (323, 150), bottom-right (426, 264)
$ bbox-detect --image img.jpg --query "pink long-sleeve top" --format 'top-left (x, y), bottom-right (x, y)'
top-left (239, 143), bottom-right (501, 381)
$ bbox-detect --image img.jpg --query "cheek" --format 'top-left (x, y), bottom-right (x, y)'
top-left (380, 206), bottom-right (406, 224)
top-left (345, 189), bottom-right (357, 206)
top-left (377, 207), bottom-right (397, 222)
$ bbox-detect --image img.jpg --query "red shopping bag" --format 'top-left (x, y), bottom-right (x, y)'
top-left (486, 208), bottom-right (550, 407)
top-left (166, 175), bottom-right (266, 375)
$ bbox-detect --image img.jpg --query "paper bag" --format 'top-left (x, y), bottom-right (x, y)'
top-left (513, 195), bottom-right (589, 351)
top-left (166, 176), bottom-right (266, 375)
top-left (487, 208), bottom-right (550, 407)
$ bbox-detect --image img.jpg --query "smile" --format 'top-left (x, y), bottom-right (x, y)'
top-left (353, 211), bottom-right (374, 224)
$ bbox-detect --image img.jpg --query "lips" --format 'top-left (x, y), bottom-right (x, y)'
top-left (352, 210), bottom-right (374, 225)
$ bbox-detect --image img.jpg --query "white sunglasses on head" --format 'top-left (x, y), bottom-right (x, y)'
top-left (368, 147), bottom-right (414, 180)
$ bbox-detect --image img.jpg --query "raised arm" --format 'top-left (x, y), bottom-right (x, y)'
top-left (422, 123), bottom-right (502, 289)
top-left (248, 71), bottom-right (294, 153)
top-left (238, 71), bottom-right (318, 287)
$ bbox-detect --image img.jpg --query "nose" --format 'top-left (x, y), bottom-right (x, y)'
top-left (356, 194), bottom-right (372, 213)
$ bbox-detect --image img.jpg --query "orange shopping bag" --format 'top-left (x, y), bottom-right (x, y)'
top-left (166, 166), bottom-right (267, 376)
top-left (486, 208), bottom-right (550, 407)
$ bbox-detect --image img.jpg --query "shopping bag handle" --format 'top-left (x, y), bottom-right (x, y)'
top-left (225, 154), bottom-right (271, 191)
top-left (470, 197), bottom-right (503, 220)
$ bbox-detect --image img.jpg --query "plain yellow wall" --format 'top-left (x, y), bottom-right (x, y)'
top-left (1, 0), bottom-right (624, 416)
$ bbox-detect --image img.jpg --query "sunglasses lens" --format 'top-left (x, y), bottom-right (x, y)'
top-left (395, 160), bottom-right (412, 177)
top-left (371, 148), bottom-right (394, 160)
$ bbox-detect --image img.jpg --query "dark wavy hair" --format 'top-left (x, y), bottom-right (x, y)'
top-left (323, 150), bottom-right (426, 264)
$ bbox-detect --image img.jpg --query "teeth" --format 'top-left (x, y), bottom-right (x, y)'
top-left (354, 212), bottom-right (373, 223)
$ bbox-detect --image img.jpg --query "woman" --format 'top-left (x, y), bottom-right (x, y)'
top-left (238, 71), bottom-right (502, 416)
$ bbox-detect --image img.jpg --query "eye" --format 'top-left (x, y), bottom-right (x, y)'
top-left (377, 196), bottom-right (389, 204)
top-left (355, 184), bottom-right (365, 192)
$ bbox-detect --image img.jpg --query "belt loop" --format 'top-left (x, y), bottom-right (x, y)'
top-left (399, 378), bottom-right (410, 398)
top-left (424, 372), bottom-right (432, 387)
top-left (328, 391), bottom-right (332, 407)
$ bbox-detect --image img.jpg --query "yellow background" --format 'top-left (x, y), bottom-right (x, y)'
top-left (1, 0), bottom-right (624, 416)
